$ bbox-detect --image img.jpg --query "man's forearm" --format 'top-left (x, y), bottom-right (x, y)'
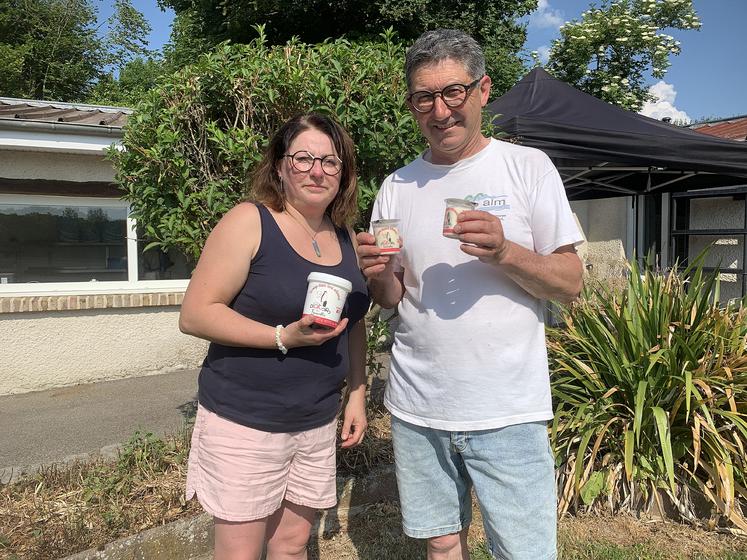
top-left (368, 271), bottom-right (405, 309)
top-left (499, 242), bottom-right (583, 303)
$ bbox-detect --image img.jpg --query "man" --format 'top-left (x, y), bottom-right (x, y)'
top-left (356, 29), bottom-right (584, 560)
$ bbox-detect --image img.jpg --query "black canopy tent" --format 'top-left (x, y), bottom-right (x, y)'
top-left (485, 68), bottom-right (747, 200)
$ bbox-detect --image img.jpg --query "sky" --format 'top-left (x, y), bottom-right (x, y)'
top-left (105, 0), bottom-right (746, 123)
top-left (97, 0), bottom-right (174, 53)
top-left (525, 0), bottom-right (747, 122)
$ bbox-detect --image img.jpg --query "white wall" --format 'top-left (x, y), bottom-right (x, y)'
top-left (0, 121), bottom-right (207, 396)
top-left (571, 197), bottom-right (630, 278)
top-left (0, 149), bottom-right (115, 182)
top-left (688, 196), bottom-right (744, 302)
top-left (0, 308), bottom-right (207, 395)
top-left (574, 193), bottom-right (746, 302)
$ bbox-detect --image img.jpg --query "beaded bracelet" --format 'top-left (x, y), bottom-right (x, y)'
top-left (275, 324), bottom-right (288, 355)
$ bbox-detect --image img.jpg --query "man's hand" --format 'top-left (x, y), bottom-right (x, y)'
top-left (356, 231), bottom-right (395, 279)
top-left (454, 211), bottom-right (583, 302)
top-left (453, 210), bottom-right (511, 265)
top-left (356, 231), bottom-right (406, 309)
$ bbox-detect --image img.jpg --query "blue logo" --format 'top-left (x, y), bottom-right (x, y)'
top-left (465, 193), bottom-right (510, 217)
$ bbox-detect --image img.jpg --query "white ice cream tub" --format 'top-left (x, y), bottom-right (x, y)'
top-left (302, 272), bottom-right (353, 328)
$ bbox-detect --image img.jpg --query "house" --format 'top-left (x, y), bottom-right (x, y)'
top-left (0, 97), bottom-right (206, 395)
top-left (690, 115), bottom-right (747, 142)
top-left (486, 70), bottom-right (747, 301)
top-left (671, 115), bottom-right (747, 301)
top-left (572, 114), bottom-right (747, 301)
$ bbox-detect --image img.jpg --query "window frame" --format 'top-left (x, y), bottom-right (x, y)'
top-left (670, 186), bottom-right (747, 299)
top-left (0, 193), bottom-right (190, 295)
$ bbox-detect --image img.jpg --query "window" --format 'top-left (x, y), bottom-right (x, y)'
top-left (137, 229), bottom-right (193, 281)
top-left (0, 195), bottom-right (191, 293)
top-left (670, 187), bottom-right (747, 301)
top-left (0, 199), bottom-right (127, 283)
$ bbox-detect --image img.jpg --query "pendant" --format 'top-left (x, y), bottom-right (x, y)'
top-left (312, 239), bottom-right (322, 258)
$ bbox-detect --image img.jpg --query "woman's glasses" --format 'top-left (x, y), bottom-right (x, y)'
top-left (283, 151), bottom-right (343, 175)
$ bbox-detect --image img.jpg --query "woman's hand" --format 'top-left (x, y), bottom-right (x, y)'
top-left (281, 315), bottom-right (349, 349)
top-left (340, 391), bottom-right (367, 448)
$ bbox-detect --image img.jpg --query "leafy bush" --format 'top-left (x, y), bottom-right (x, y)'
top-left (110, 28), bottom-right (425, 262)
top-left (548, 257), bottom-right (747, 531)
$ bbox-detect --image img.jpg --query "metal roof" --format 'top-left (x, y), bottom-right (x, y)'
top-left (690, 115), bottom-right (747, 142)
top-left (0, 97), bottom-right (132, 129)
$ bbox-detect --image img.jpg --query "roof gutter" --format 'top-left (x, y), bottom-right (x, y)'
top-left (0, 117), bottom-right (123, 138)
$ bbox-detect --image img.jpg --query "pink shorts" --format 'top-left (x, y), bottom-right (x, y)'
top-left (186, 405), bottom-right (337, 522)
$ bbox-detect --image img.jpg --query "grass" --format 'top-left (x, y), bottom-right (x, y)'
top-left (312, 496), bottom-right (747, 559)
top-left (0, 429), bottom-right (201, 560)
top-left (1, 403), bottom-right (745, 560)
top-left (0, 404), bottom-right (395, 560)
top-left (557, 543), bottom-right (740, 560)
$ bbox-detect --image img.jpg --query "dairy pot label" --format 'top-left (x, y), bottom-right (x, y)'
top-left (303, 281), bottom-right (346, 327)
top-left (374, 226), bottom-right (401, 253)
top-left (443, 205), bottom-right (472, 237)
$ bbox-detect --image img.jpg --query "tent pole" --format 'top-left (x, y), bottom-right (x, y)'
top-left (634, 195), bottom-right (639, 265)
top-left (743, 197), bottom-right (747, 299)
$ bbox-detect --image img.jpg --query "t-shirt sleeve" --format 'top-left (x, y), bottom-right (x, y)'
top-left (530, 156), bottom-right (584, 256)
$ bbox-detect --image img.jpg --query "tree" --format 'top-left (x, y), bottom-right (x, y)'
top-left (543, 0), bottom-right (700, 111)
top-left (160, 7), bottom-right (217, 71)
top-left (88, 57), bottom-right (165, 107)
top-left (161, 0), bottom-right (538, 96)
top-left (0, 0), bottom-right (151, 102)
top-left (111, 31), bottom-right (429, 262)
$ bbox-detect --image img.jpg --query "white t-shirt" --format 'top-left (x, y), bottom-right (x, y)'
top-left (371, 138), bottom-right (583, 431)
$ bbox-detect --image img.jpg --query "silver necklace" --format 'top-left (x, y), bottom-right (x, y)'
top-left (285, 210), bottom-right (324, 257)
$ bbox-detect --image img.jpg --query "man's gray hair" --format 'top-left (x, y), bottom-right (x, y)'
top-left (405, 29), bottom-right (486, 90)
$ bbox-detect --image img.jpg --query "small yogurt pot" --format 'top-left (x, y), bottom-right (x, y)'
top-left (443, 198), bottom-right (478, 238)
top-left (302, 272), bottom-right (353, 328)
top-left (372, 219), bottom-right (402, 254)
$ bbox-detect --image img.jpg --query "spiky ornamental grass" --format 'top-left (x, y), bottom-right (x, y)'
top-left (548, 256), bottom-right (747, 533)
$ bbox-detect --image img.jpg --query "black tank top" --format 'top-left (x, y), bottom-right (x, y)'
top-left (197, 204), bottom-right (370, 432)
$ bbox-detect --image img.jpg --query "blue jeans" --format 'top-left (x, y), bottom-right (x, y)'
top-left (391, 416), bottom-right (557, 560)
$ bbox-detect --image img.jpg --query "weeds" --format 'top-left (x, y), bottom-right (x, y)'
top-left (3, 420), bottom-right (746, 559)
top-left (0, 429), bottom-right (199, 560)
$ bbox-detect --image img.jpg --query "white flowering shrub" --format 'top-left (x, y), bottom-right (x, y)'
top-left (542, 0), bottom-right (700, 111)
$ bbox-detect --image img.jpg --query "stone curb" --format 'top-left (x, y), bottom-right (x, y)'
top-left (62, 465), bottom-right (397, 560)
top-left (63, 513), bottom-right (213, 560)
top-left (2, 444), bottom-right (122, 485)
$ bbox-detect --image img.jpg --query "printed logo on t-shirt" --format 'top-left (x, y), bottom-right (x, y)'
top-left (465, 193), bottom-right (510, 219)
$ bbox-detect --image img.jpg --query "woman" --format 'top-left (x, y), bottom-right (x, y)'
top-left (180, 113), bottom-right (370, 560)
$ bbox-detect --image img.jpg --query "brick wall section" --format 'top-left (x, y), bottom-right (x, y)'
top-left (0, 292), bottom-right (184, 314)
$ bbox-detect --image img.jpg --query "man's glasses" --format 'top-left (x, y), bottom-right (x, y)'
top-left (407, 77), bottom-right (484, 113)
top-left (283, 151), bottom-right (343, 175)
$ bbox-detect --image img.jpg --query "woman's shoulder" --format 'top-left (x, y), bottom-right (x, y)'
top-left (221, 201), bottom-right (261, 225)
top-left (209, 202), bottom-right (262, 246)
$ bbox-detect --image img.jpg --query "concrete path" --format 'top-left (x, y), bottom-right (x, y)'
top-left (0, 369), bottom-right (200, 483)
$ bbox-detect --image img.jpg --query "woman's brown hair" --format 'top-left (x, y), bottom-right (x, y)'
top-left (249, 113), bottom-right (359, 227)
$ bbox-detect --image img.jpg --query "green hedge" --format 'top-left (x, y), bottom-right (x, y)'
top-left (111, 29), bottom-right (425, 262)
